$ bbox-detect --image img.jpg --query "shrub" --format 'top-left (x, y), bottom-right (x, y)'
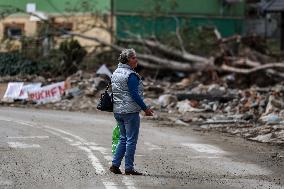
top-left (59, 39), bottom-right (87, 76)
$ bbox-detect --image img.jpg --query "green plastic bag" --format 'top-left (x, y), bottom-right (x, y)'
top-left (112, 124), bottom-right (120, 155)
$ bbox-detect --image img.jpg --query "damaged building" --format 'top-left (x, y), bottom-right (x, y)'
top-left (0, 0), bottom-right (111, 52)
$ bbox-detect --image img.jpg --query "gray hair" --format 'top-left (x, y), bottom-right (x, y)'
top-left (118, 48), bottom-right (136, 64)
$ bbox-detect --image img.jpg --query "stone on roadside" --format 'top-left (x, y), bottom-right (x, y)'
top-left (177, 100), bottom-right (206, 113)
top-left (176, 78), bottom-right (192, 89)
top-left (65, 87), bottom-right (81, 98)
top-left (158, 94), bottom-right (177, 108)
top-left (175, 119), bottom-right (190, 126)
top-left (207, 84), bottom-right (226, 96)
top-left (180, 112), bottom-right (195, 123)
top-left (249, 133), bottom-right (272, 143)
top-left (85, 86), bottom-right (97, 97)
top-left (260, 113), bottom-right (283, 125)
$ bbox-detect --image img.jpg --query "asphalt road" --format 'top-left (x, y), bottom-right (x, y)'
top-left (0, 107), bottom-right (283, 189)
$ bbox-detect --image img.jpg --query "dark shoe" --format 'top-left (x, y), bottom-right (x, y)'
top-left (125, 169), bottom-right (143, 175)
top-left (109, 165), bottom-right (122, 174)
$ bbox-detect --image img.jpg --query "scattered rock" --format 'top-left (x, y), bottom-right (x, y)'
top-left (177, 100), bottom-right (206, 113)
top-left (249, 133), bottom-right (272, 143)
top-left (158, 94), bottom-right (177, 108)
top-left (260, 114), bottom-right (283, 125)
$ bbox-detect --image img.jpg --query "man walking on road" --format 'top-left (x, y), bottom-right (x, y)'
top-left (110, 48), bottom-right (154, 175)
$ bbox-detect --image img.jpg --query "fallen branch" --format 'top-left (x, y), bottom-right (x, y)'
top-left (67, 31), bottom-right (213, 71)
top-left (232, 58), bottom-right (284, 78)
top-left (219, 35), bottom-right (241, 44)
top-left (229, 58), bottom-right (261, 67)
top-left (221, 62), bottom-right (284, 74)
top-left (66, 31), bottom-right (284, 78)
top-left (138, 60), bottom-right (161, 69)
top-left (120, 38), bottom-right (209, 63)
top-left (137, 53), bottom-right (212, 71)
top-left (223, 57), bottom-right (284, 78)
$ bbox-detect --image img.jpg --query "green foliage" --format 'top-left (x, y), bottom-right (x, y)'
top-left (184, 27), bottom-right (217, 56)
top-left (0, 39), bottom-right (87, 77)
top-left (20, 37), bottom-right (42, 60)
top-left (158, 25), bottom-right (218, 56)
top-left (266, 39), bottom-right (281, 54)
top-left (0, 52), bottom-right (52, 76)
top-left (59, 39), bottom-right (87, 76)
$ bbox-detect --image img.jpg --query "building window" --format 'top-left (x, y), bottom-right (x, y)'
top-left (54, 22), bottom-right (73, 35)
top-left (4, 23), bottom-right (24, 39)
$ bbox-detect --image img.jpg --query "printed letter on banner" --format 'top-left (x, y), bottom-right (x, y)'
top-left (17, 83), bottom-right (42, 100)
top-left (28, 81), bottom-right (65, 104)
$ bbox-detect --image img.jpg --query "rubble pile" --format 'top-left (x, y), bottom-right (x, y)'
top-left (142, 78), bottom-right (284, 145)
top-left (0, 71), bottom-right (283, 145)
top-left (0, 71), bottom-right (106, 112)
top-left (40, 71), bottom-right (109, 112)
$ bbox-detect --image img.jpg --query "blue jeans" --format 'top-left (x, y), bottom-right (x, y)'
top-left (112, 112), bottom-right (140, 171)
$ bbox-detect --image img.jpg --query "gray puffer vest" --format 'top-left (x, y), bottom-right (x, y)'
top-left (111, 63), bottom-right (144, 114)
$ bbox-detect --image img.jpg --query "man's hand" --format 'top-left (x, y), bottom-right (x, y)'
top-left (144, 108), bottom-right (154, 116)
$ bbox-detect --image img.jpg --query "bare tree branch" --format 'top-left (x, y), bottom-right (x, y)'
top-left (119, 37), bottom-right (209, 63)
top-left (221, 62), bottom-right (284, 75)
top-left (173, 16), bottom-right (186, 54)
top-left (66, 31), bottom-right (215, 71)
top-left (227, 58), bottom-right (284, 78)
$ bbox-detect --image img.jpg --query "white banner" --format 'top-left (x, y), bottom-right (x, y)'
top-left (28, 81), bottom-right (65, 104)
top-left (3, 82), bottom-right (24, 100)
top-left (17, 83), bottom-right (42, 100)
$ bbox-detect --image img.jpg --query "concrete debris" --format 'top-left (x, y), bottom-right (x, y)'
top-left (167, 117), bottom-right (190, 127)
top-left (264, 95), bottom-right (284, 115)
top-left (249, 133), bottom-right (273, 143)
top-left (260, 114), bottom-right (283, 125)
top-left (177, 100), bottom-right (206, 113)
top-left (176, 78), bottom-right (192, 88)
top-left (158, 94), bottom-right (177, 108)
top-left (65, 87), bottom-right (81, 98)
top-left (207, 84), bottom-right (227, 96)
top-left (0, 72), bottom-right (283, 145)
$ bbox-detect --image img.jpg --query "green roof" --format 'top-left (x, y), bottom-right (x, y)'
top-left (0, 0), bottom-right (110, 14)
